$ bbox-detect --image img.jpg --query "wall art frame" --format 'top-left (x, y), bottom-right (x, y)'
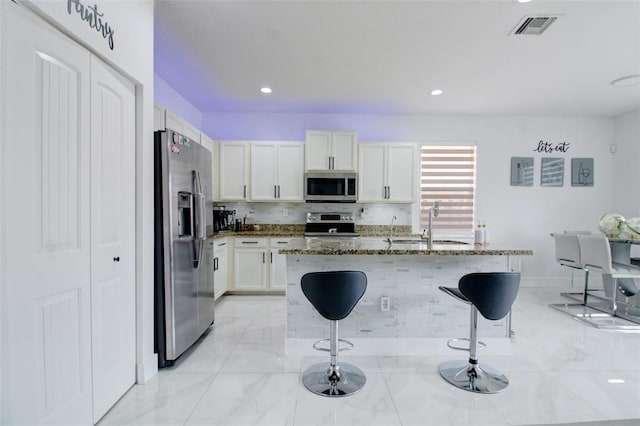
top-left (510, 157), bottom-right (534, 186)
top-left (541, 157), bottom-right (564, 187)
top-left (571, 158), bottom-right (594, 187)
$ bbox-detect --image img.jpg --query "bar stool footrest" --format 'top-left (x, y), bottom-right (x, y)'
top-left (446, 337), bottom-right (487, 352)
top-left (312, 338), bottom-right (354, 353)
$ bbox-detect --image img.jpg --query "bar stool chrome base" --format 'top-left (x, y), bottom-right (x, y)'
top-left (438, 360), bottom-right (509, 394)
top-left (302, 362), bottom-right (366, 397)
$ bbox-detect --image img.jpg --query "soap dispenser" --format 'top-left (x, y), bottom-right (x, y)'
top-left (474, 222), bottom-right (485, 245)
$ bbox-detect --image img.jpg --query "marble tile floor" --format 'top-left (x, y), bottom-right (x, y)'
top-left (99, 287), bottom-right (640, 426)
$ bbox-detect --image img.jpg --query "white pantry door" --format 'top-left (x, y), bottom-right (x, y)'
top-left (89, 56), bottom-right (136, 422)
top-left (2, 4), bottom-right (93, 425)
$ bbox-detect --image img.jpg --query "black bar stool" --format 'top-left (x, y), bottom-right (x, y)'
top-left (438, 272), bottom-right (520, 394)
top-left (300, 270), bottom-right (367, 397)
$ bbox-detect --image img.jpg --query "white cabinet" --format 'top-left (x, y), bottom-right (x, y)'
top-left (233, 238), bottom-right (268, 291)
top-left (305, 130), bottom-right (357, 171)
top-left (250, 142), bottom-right (304, 201)
top-left (199, 133), bottom-right (219, 201)
top-left (269, 238), bottom-right (294, 291)
top-left (358, 143), bottom-right (417, 203)
top-left (165, 109), bottom-right (201, 142)
top-left (154, 103), bottom-right (165, 131)
top-left (213, 238), bottom-right (229, 300)
top-left (220, 141), bottom-right (250, 201)
top-left (232, 237), bottom-right (295, 292)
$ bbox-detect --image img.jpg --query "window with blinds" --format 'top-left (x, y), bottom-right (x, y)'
top-left (420, 145), bottom-right (476, 237)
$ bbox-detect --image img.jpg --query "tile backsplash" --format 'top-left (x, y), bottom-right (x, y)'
top-left (215, 202), bottom-right (413, 226)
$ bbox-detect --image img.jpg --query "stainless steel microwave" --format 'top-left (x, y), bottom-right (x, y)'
top-left (305, 171), bottom-right (357, 203)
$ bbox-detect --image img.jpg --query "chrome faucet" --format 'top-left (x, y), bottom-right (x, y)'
top-left (426, 201), bottom-right (440, 248)
top-left (386, 215), bottom-right (397, 244)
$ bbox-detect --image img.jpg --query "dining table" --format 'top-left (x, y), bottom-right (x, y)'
top-left (603, 238), bottom-right (640, 319)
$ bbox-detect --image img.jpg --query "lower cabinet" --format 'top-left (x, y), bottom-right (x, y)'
top-left (233, 237), bottom-right (296, 292)
top-left (233, 238), bottom-right (268, 291)
top-left (269, 238), bottom-right (293, 291)
top-left (213, 238), bottom-right (229, 300)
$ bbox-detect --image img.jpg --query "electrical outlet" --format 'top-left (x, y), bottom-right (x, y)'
top-left (282, 209), bottom-right (289, 217)
top-left (380, 296), bottom-right (390, 312)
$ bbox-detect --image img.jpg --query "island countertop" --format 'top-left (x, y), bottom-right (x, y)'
top-left (279, 237), bottom-right (533, 256)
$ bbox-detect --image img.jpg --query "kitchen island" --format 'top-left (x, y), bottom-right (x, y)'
top-left (280, 238), bottom-right (533, 355)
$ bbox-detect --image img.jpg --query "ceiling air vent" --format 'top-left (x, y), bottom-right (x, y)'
top-left (512, 16), bottom-right (557, 35)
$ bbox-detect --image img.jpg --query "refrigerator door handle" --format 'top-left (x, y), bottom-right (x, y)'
top-left (192, 239), bottom-right (204, 268)
top-left (194, 192), bottom-right (206, 240)
top-left (191, 170), bottom-right (206, 268)
top-left (192, 170), bottom-right (206, 241)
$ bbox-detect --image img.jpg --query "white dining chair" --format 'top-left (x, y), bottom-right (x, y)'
top-left (552, 231), bottom-right (590, 305)
top-left (577, 233), bottom-right (640, 316)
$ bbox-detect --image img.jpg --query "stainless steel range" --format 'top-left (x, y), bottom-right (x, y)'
top-left (304, 212), bottom-right (359, 237)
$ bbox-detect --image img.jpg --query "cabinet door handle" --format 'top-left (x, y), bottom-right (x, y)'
top-left (387, 186), bottom-right (391, 199)
top-left (243, 185), bottom-right (247, 198)
top-left (242, 241), bottom-right (259, 244)
top-left (277, 185), bottom-right (281, 199)
top-left (262, 252), bottom-right (266, 263)
top-left (274, 185), bottom-right (277, 198)
top-left (213, 257), bottom-right (218, 271)
top-left (270, 252), bottom-right (273, 263)
top-left (113, 256), bottom-right (120, 262)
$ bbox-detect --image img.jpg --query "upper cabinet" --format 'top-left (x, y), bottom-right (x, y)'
top-left (199, 133), bottom-right (219, 201)
top-left (358, 143), bottom-right (417, 203)
top-left (219, 141), bottom-right (250, 201)
top-left (165, 109), bottom-right (201, 143)
top-left (305, 130), bottom-right (357, 171)
top-left (250, 142), bottom-right (304, 202)
top-left (153, 103), bottom-right (165, 131)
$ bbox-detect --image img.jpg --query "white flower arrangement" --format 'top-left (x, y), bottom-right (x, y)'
top-left (599, 213), bottom-right (640, 239)
top-left (622, 217), bottom-right (640, 240)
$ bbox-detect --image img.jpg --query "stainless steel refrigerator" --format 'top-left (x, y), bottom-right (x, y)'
top-left (154, 128), bottom-right (214, 368)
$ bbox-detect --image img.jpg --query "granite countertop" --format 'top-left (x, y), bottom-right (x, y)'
top-left (207, 224), bottom-right (533, 255)
top-left (279, 237), bottom-right (533, 256)
top-left (208, 224), bottom-right (305, 239)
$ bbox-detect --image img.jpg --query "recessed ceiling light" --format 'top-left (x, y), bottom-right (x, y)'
top-left (611, 74), bottom-right (640, 88)
top-left (260, 87), bottom-right (272, 94)
top-left (517, 0), bottom-right (533, 3)
top-left (431, 89), bottom-right (443, 96)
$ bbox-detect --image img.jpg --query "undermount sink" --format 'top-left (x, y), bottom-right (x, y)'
top-left (385, 239), bottom-right (469, 245)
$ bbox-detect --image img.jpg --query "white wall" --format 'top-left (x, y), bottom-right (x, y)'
top-left (612, 109), bottom-right (640, 216)
top-left (204, 112), bottom-right (618, 287)
top-left (612, 108), bottom-right (640, 258)
top-left (16, 0), bottom-right (157, 383)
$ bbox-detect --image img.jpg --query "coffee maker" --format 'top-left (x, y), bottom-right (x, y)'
top-left (212, 206), bottom-right (234, 233)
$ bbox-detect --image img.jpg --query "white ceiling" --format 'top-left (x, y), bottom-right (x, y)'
top-left (154, 0), bottom-right (640, 117)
